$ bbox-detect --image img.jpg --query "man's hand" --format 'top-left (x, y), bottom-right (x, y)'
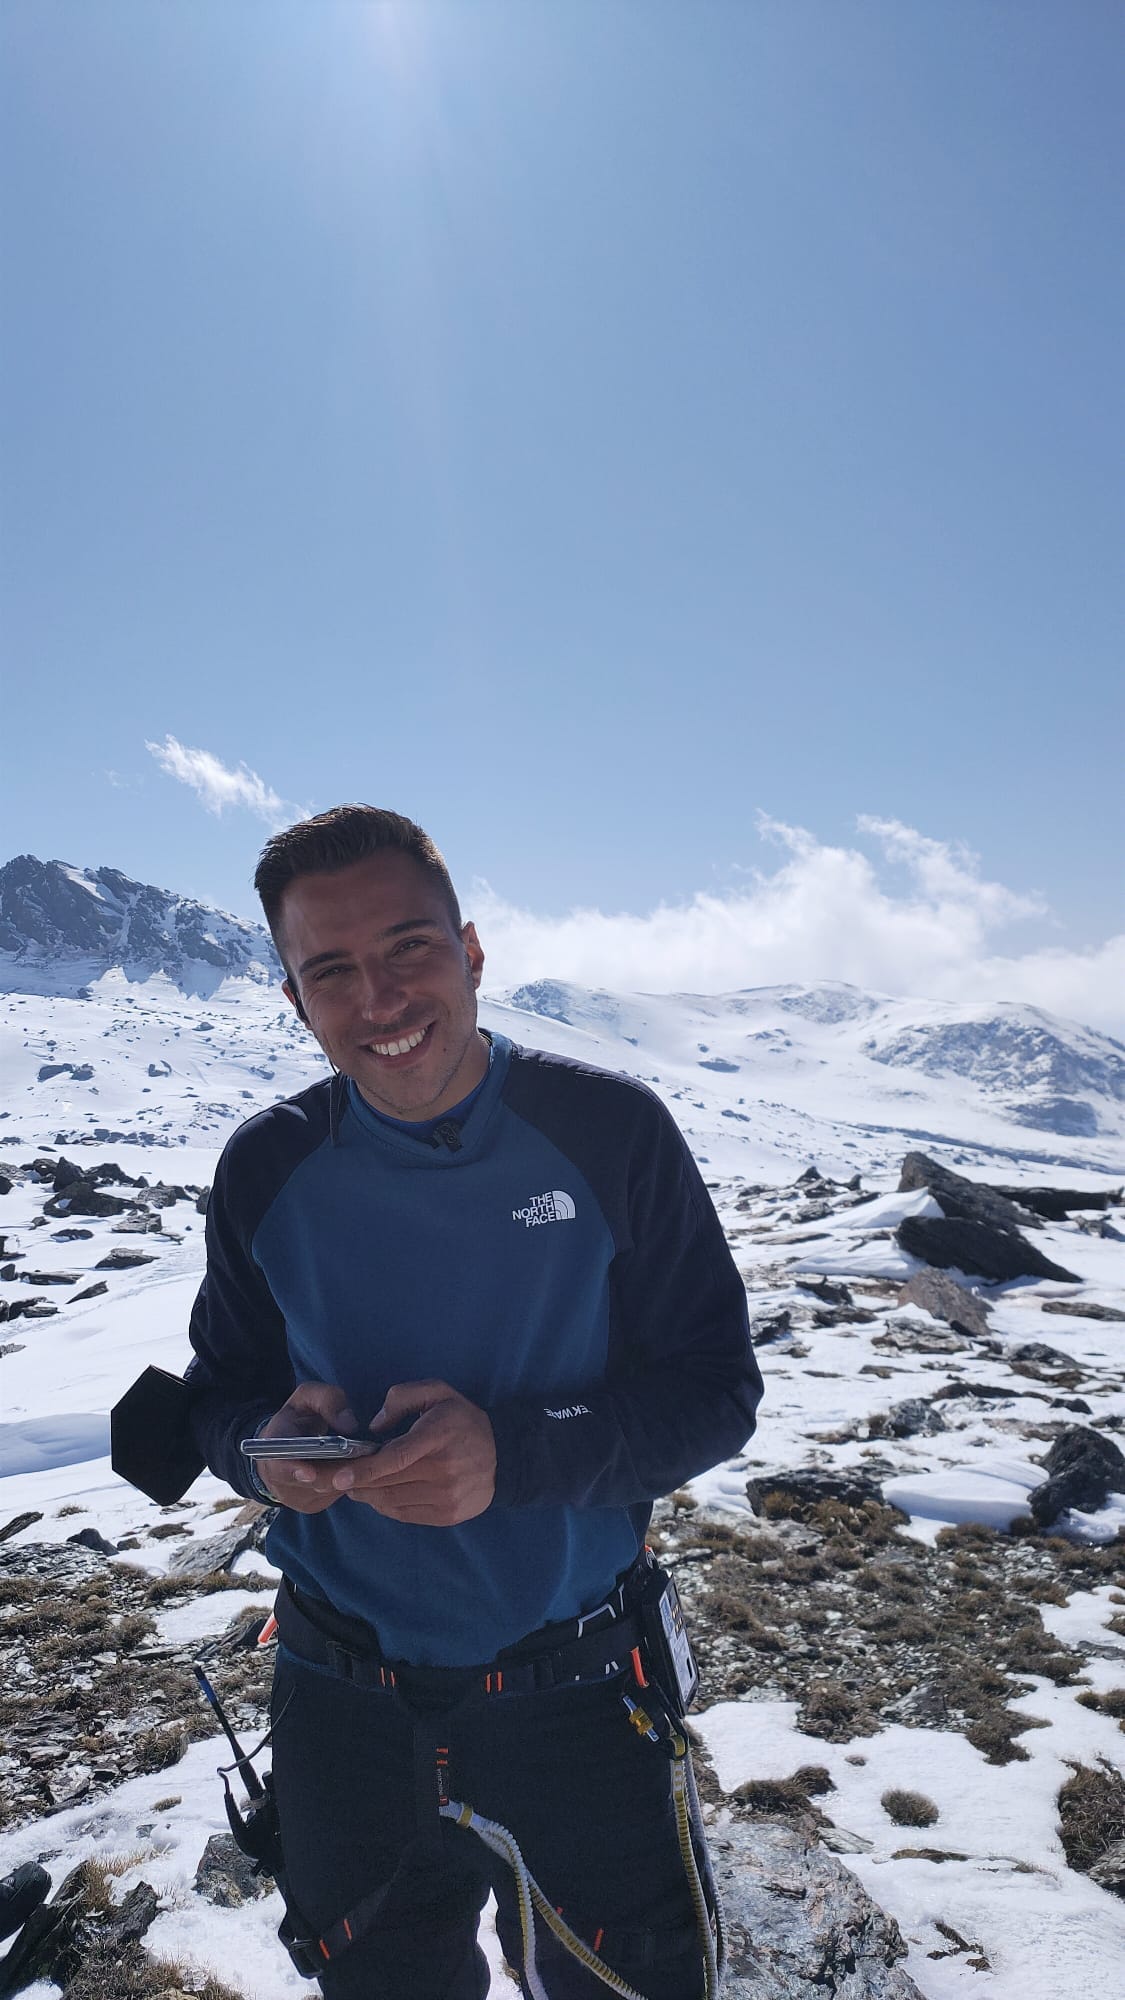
top-left (253, 1383), bottom-right (360, 1514)
top-left (329, 1381), bottom-right (497, 1526)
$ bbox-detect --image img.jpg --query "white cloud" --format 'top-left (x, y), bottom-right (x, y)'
top-left (472, 816), bottom-right (1125, 1038)
top-left (145, 736), bottom-right (297, 826)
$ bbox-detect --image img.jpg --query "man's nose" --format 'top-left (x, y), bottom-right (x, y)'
top-left (356, 961), bottom-right (409, 1021)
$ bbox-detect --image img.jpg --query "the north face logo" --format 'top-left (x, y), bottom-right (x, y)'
top-left (512, 1189), bottom-right (576, 1227)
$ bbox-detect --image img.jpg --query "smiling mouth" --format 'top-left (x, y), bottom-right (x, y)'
top-left (366, 1024), bottom-right (431, 1060)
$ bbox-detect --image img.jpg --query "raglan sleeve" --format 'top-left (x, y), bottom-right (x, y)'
top-left (488, 1093), bottom-right (762, 1508)
top-left (185, 1133), bottom-right (296, 1500)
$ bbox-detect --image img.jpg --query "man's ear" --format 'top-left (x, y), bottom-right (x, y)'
top-left (282, 978), bottom-right (309, 1025)
top-left (462, 922), bottom-right (485, 992)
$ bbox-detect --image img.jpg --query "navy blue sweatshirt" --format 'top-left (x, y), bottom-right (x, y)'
top-left (186, 1035), bottom-right (761, 1665)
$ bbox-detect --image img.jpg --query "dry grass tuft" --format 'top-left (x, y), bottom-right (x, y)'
top-left (881, 1788), bottom-right (939, 1827)
top-left (1057, 1759), bottom-right (1125, 1878)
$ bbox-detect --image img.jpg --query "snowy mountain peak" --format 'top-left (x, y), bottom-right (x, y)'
top-left (0, 855), bottom-right (279, 995)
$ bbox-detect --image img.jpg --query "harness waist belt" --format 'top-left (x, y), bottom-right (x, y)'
top-left (276, 1577), bottom-right (645, 1696)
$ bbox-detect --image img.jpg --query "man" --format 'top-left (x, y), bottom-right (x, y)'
top-left (186, 805), bottom-right (762, 2000)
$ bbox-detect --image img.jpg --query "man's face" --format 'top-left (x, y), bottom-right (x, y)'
top-left (279, 852), bottom-right (487, 1121)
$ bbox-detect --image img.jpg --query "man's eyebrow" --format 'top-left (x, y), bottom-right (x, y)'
top-left (297, 920), bottom-right (441, 979)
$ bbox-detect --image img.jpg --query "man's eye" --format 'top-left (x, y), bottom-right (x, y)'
top-left (314, 964), bottom-right (349, 981)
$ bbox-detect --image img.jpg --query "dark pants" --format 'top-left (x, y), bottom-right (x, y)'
top-left (270, 1636), bottom-right (708, 1999)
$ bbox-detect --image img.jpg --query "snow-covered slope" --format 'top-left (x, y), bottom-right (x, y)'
top-left (1, 965), bottom-right (1123, 2000)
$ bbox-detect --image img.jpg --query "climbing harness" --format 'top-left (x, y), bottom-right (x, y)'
top-left (196, 1562), bottom-right (726, 1996)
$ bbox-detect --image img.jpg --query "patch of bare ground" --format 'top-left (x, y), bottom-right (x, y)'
top-left (660, 1497), bottom-right (1125, 1764)
top-left (0, 1546), bottom-right (274, 1829)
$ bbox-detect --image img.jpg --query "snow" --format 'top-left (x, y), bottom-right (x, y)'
top-left (1, 969), bottom-right (1123, 1999)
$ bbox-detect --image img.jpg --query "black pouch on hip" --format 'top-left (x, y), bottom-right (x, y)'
top-left (632, 1552), bottom-right (700, 1715)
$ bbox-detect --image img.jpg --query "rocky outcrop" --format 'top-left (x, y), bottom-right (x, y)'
top-left (1028, 1426), bottom-right (1125, 1528)
top-left (896, 1214), bottom-right (1081, 1284)
top-left (898, 1154), bottom-right (1037, 1231)
top-left (895, 1154), bottom-right (1080, 1282)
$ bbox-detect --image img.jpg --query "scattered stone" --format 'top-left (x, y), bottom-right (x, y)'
top-left (193, 1833), bottom-right (271, 1906)
top-left (749, 1468), bottom-right (885, 1511)
top-left (168, 1514), bottom-right (270, 1576)
top-left (95, 1248), bottom-right (158, 1270)
top-left (195, 1185), bottom-right (211, 1215)
top-left (751, 1309), bottom-right (793, 1346)
top-left (0, 1512), bottom-right (43, 1543)
top-left (1008, 1341), bottom-right (1083, 1383)
top-left (987, 1184), bottom-right (1121, 1220)
top-left (69, 1282), bottom-right (108, 1303)
top-left (1028, 1427), bottom-right (1125, 1528)
top-left (868, 1399), bottom-right (948, 1441)
top-left (65, 1529), bottom-right (117, 1556)
top-left (874, 1320), bottom-right (967, 1355)
top-left (797, 1277), bottom-right (853, 1307)
top-left (896, 1268), bottom-right (991, 1338)
top-left (43, 1186), bottom-right (131, 1220)
top-left (52, 1229), bottom-right (93, 1242)
top-left (896, 1214), bottom-right (1080, 1285)
top-left (1041, 1300), bottom-right (1125, 1324)
top-left (18, 1270), bottom-right (82, 1286)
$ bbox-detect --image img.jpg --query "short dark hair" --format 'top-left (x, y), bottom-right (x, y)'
top-left (254, 806), bottom-right (462, 978)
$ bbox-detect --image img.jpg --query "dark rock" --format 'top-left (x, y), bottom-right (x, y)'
top-left (69, 1282), bottom-right (108, 1303)
top-left (0, 1864), bottom-right (51, 1946)
top-left (193, 1833), bottom-right (270, 1906)
top-left (987, 1184), bottom-right (1122, 1221)
top-left (1009, 1341), bottom-right (1081, 1377)
top-left (749, 1468), bottom-right (886, 1512)
top-left (18, 1270), bottom-right (81, 1286)
top-left (52, 1228), bottom-right (93, 1241)
top-left (0, 1512), bottom-right (43, 1543)
top-left (51, 1158), bottom-right (89, 1192)
top-left (37, 1063), bottom-right (72, 1082)
top-left (195, 1185), bottom-right (211, 1215)
top-left (797, 1277), bottom-right (853, 1307)
top-left (895, 1268), bottom-right (992, 1339)
top-left (7, 1298), bottom-right (58, 1319)
top-left (95, 1248), bottom-right (158, 1271)
top-left (896, 1215), bottom-right (1080, 1284)
top-left (43, 1185), bottom-right (131, 1220)
top-left (87, 1880), bottom-right (158, 1951)
top-left (0, 1178), bottom-right (11, 1196)
top-left (898, 1153), bottom-right (1038, 1230)
top-left (168, 1514), bottom-right (269, 1577)
top-left (1028, 1426), bottom-right (1125, 1527)
top-left (1041, 1300), bottom-right (1125, 1324)
top-left (751, 1310), bottom-right (793, 1346)
top-left (111, 1211), bottom-right (163, 1235)
top-left (65, 1529), bottom-right (117, 1555)
top-left (932, 1380), bottom-right (1023, 1404)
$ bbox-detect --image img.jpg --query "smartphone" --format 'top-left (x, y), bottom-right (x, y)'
top-left (241, 1434), bottom-right (386, 1462)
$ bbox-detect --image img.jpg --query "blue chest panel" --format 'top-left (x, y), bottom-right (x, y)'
top-left (247, 1078), bottom-right (638, 1663)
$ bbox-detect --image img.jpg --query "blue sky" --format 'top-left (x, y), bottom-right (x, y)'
top-left (2, 2), bottom-right (1122, 1017)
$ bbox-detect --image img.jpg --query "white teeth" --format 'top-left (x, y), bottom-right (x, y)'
top-left (373, 1028), bottom-right (427, 1057)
